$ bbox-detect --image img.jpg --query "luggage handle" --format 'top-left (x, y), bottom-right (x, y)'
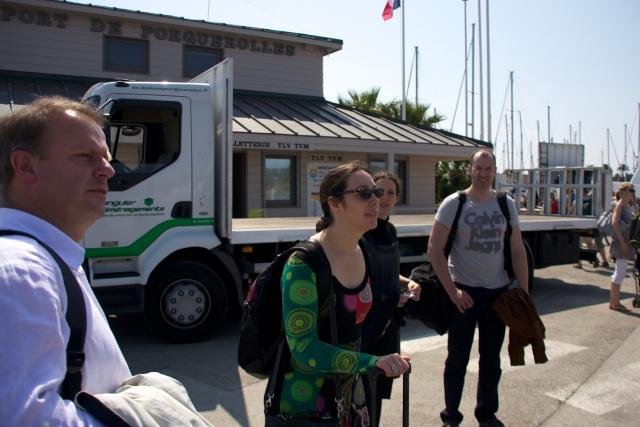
top-left (367, 364), bottom-right (410, 427)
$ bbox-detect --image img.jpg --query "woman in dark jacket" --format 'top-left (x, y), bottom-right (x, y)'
top-left (361, 171), bottom-right (421, 424)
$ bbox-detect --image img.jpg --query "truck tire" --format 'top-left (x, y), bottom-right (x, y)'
top-left (524, 240), bottom-right (535, 293)
top-left (145, 260), bottom-right (227, 342)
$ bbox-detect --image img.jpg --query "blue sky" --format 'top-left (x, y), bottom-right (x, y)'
top-left (73, 0), bottom-right (640, 171)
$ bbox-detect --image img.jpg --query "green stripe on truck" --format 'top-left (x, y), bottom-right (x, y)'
top-left (85, 217), bottom-right (215, 258)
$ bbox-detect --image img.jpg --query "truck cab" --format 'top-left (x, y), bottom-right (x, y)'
top-left (82, 60), bottom-right (240, 342)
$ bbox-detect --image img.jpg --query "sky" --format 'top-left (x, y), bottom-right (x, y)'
top-left (72, 0), bottom-right (640, 172)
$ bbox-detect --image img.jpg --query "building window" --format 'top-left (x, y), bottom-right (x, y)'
top-left (369, 158), bottom-right (408, 204)
top-left (264, 155), bottom-right (297, 207)
top-left (104, 36), bottom-right (149, 74)
top-left (183, 46), bottom-right (223, 78)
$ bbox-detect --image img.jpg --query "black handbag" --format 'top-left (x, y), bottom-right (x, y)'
top-left (403, 192), bottom-right (467, 335)
top-left (405, 263), bottom-right (453, 335)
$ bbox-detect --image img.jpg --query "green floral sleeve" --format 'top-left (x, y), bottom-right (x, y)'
top-left (280, 253), bottom-right (378, 374)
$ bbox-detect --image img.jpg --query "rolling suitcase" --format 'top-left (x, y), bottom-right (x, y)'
top-left (367, 366), bottom-right (410, 427)
top-left (633, 256), bottom-right (640, 308)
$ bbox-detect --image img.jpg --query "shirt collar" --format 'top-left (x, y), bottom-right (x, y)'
top-left (0, 208), bottom-right (85, 269)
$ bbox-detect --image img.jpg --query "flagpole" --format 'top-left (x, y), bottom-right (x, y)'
top-left (486, 0), bottom-right (492, 143)
top-left (477, 0), bottom-right (484, 141)
top-left (463, 0), bottom-right (468, 137)
top-left (401, 1), bottom-right (406, 121)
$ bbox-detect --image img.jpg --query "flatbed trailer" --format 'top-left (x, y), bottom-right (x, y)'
top-left (233, 214), bottom-right (598, 291)
top-left (232, 214), bottom-right (596, 242)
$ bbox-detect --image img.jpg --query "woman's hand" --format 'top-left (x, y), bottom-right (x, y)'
top-left (406, 280), bottom-right (421, 301)
top-left (375, 353), bottom-right (411, 377)
top-left (397, 280), bottom-right (422, 307)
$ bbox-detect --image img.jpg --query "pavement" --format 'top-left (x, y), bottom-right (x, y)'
top-left (111, 261), bottom-right (640, 427)
top-left (539, 315), bottom-right (640, 427)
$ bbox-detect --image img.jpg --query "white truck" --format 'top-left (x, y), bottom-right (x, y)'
top-left (81, 60), bottom-right (603, 342)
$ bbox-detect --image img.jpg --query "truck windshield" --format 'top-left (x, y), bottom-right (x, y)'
top-left (83, 95), bottom-right (101, 110)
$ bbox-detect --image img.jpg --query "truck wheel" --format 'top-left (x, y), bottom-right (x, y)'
top-left (524, 240), bottom-right (535, 293)
top-left (145, 260), bottom-right (227, 342)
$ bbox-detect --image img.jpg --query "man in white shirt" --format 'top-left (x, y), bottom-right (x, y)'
top-left (0, 97), bottom-right (131, 425)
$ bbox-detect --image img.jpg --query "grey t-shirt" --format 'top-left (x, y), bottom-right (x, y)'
top-left (434, 191), bottom-right (520, 288)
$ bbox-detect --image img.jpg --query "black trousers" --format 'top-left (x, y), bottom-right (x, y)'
top-left (440, 284), bottom-right (508, 424)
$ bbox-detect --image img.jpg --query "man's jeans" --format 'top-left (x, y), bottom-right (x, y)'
top-left (440, 284), bottom-right (508, 424)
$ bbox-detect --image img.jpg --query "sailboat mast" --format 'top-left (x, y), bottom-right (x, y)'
top-left (463, 0), bottom-right (469, 137)
top-left (579, 121), bottom-right (582, 144)
top-left (415, 46), bottom-right (419, 105)
top-left (401, 2), bottom-right (406, 121)
top-left (624, 123), bottom-right (628, 169)
top-left (505, 114), bottom-right (510, 169)
top-left (471, 23), bottom-right (476, 139)
top-left (547, 106), bottom-right (551, 143)
top-left (485, 0), bottom-right (492, 143)
top-left (607, 128), bottom-right (610, 167)
top-left (510, 71), bottom-right (514, 171)
top-left (477, 0), bottom-right (484, 141)
top-left (530, 140), bottom-right (534, 169)
top-left (519, 110), bottom-right (524, 169)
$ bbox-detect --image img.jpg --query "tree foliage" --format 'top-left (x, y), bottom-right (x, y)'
top-left (337, 87), bottom-right (381, 112)
top-left (338, 87), bottom-right (445, 127)
top-left (436, 160), bottom-right (470, 203)
top-left (613, 163), bottom-right (633, 181)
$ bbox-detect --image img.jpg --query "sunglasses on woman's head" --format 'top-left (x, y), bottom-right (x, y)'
top-left (332, 186), bottom-right (385, 200)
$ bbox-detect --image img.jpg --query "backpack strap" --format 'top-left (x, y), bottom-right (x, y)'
top-left (444, 191), bottom-right (467, 257)
top-left (496, 192), bottom-right (515, 278)
top-left (0, 229), bottom-right (87, 400)
top-left (293, 240), bottom-right (332, 295)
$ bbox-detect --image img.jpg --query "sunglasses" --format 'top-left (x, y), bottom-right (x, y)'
top-left (332, 186), bottom-right (385, 200)
top-left (627, 189), bottom-right (636, 193)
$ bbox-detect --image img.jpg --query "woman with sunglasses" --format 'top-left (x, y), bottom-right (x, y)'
top-left (609, 182), bottom-right (636, 312)
top-left (271, 162), bottom-right (410, 426)
top-left (360, 171), bottom-right (421, 424)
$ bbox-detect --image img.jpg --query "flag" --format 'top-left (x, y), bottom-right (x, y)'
top-left (382, 0), bottom-right (401, 21)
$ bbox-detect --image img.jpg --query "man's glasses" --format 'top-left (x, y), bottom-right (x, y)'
top-left (332, 186), bottom-right (385, 200)
top-left (627, 188), bottom-right (636, 193)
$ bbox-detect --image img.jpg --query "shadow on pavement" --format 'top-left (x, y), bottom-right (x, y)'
top-left (105, 269), bottom-right (640, 425)
top-left (108, 314), bottom-right (252, 425)
top-left (531, 275), bottom-right (637, 316)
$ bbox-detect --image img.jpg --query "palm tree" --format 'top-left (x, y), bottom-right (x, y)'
top-left (338, 88), bottom-right (445, 127)
top-left (379, 100), bottom-right (445, 127)
top-left (337, 87), bottom-right (381, 112)
top-left (615, 163), bottom-right (632, 182)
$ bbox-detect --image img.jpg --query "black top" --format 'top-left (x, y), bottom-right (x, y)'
top-left (365, 217), bottom-right (397, 246)
top-left (361, 218), bottom-right (401, 352)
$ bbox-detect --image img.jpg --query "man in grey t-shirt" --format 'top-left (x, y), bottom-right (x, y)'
top-left (427, 149), bottom-right (529, 427)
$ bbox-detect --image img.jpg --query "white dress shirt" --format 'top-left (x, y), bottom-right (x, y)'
top-left (0, 208), bottom-right (131, 426)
